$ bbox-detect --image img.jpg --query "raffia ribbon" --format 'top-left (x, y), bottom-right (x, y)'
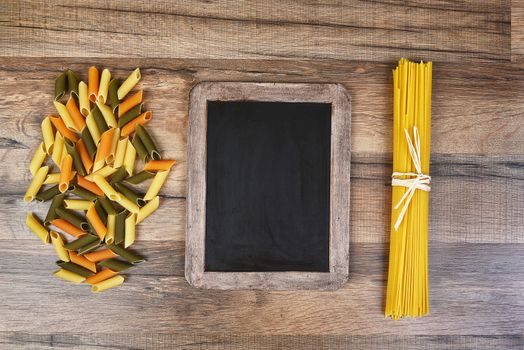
top-left (391, 126), bottom-right (431, 231)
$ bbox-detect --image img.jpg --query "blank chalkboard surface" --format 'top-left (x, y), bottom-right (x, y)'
top-left (205, 101), bottom-right (331, 272)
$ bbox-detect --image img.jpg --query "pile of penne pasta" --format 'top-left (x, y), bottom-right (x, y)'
top-left (25, 67), bottom-right (175, 292)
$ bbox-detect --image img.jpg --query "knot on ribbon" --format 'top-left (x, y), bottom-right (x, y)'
top-left (391, 126), bottom-right (431, 231)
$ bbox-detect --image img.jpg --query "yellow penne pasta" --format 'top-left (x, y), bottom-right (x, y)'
top-left (41, 117), bottom-right (55, 155)
top-left (29, 142), bottom-right (47, 176)
top-left (144, 170), bottom-right (169, 201)
top-left (136, 196), bottom-right (159, 224)
top-left (117, 68), bottom-right (140, 100)
top-left (107, 127), bottom-right (120, 164)
top-left (79, 81), bottom-right (90, 116)
top-left (105, 213), bottom-right (116, 245)
top-left (124, 213), bottom-right (136, 247)
top-left (113, 137), bottom-right (128, 169)
top-left (51, 131), bottom-right (64, 167)
top-left (44, 171), bottom-right (76, 185)
top-left (96, 100), bottom-right (117, 128)
top-left (53, 269), bottom-right (85, 284)
top-left (64, 199), bottom-right (92, 211)
top-left (93, 174), bottom-right (121, 201)
top-left (84, 165), bottom-right (117, 182)
top-left (53, 100), bottom-right (78, 132)
top-left (50, 231), bottom-right (70, 262)
top-left (97, 68), bottom-right (111, 104)
top-left (117, 194), bottom-right (140, 214)
top-left (24, 166), bottom-right (49, 203)
top-left (26, 213), bottom-right (50, 244)
top-left (86, 111), bottom-right (101, 145)
top-left (91, 275), bottom-right (124, 293)
top-left (123, 139), bottom-right (136, 175)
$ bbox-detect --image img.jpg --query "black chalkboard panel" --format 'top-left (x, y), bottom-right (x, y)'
top-left (205, 101), bottom-right (331, 272)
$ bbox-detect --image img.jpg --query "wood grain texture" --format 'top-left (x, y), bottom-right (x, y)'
top-left (512, 0), bottom-right (524, 61)
top-left (0, 0), bottom-right (510, 62)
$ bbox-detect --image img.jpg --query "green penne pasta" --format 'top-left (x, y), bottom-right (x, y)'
top-left (114, 182), bottom-right (145, 207)
top-left (94, 199), bottom-right (108, 225)
top-left (55, 71), bottom-right (67, 100)
top-left (131, 134), bottom-right (149, 162)
top-left (81, 126), bottom-right (97, 158)
top-left (114, 209), bottom-right (128, 245)
top-left (98, 195), bottom-right (117, 215)
top-left (69, 185), bottom-right (97, 201)
top-left (55, 207), bottom-right (90, 231)
top-left (56, 260), bottom-right (95, 277)
top-left (98, 258), bottom-right (133, 272)
top-left (125, 170), bottom-right (155, 184)
top-left (108, 244), bottom-right (145, 264)
top-left (109, 166), bottom-right (128, 186)
top-left (66, 70), bottom-right (79, 97)
top-left (118, 103), bottom-right (142, 128)
top-left (107, 78), bottom-right (120, 112)
top-left (135, 124), bottom-right (161, 160)
top-left (91, 105), bottom-right (109, 133)
top-left (64, 139), bottom-right (86, 176)
top-left (77, 239), bottom-right (103, 255)
top-left (64, 233), bottom-right (99, 250)
top-left (35, 185), bottom-right (61, 202)
top-left (44, 193), bottom-right (66, 225)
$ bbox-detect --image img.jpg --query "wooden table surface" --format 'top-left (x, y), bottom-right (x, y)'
top-left (0, 1), bottom-right (523, 349)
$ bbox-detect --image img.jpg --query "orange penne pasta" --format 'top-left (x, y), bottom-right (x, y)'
top-left (86, 204), bottom-right (107, 239)
top-left (51, 218), bottom-right (85, 238)
top-left (94, 128), bottom-right (115, 170)
top-left (118, 90), bottom-right (143, 117)
top-left (88, 66), bottom-right (99, 103)
top-left (83, 248), bottom-right (117, 263)
top-left (69, 250), bottom-right (97, 273)
top-left (121, 111), bottom-right (152, 137)
top-left (84, 268), bottom-right (117, 284)
top-left (49, 115), bottom-right (79, 142)
top-left (59, 154), bottom-right (73, 193)
top-left (76, 139), bottom-right (94, 173)
top-left (77, 175), bottom-right (104, 196)
top-left (65, 96), bottom-right (86, 131)
top-left (143, 159), bottom-right (177, 171)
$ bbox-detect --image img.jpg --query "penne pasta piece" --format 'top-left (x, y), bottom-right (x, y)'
top-left (26, 213), bottom-right (50, 244)
top-left (50, 231), bottom-right (70, 262)
top-left (85, 268), bottom-right (118, 285)
top-left (64, 139), bottom-right (86, 176)
top-left (55, 207), bottom-right (90, 232)
top-left (60, 141), bottom-right (68, 166)
top-left (131, 134), bottom-right (149, 162)
top-left (85, 110), bottom-right (101, 145)
top-left (53, 268), bottom-right (85, 284)
top-left (117, 194), bottom-right (140, 214)
top-left (76, 175), bottom-right (104, 196)
top-left (55, 71), bottom-right (67, 101)
top-left (88, 66), bottom-right (99, 103)
top-left (97, 68), bottom-right (111, 104)
top-left (51, 131), bottom-right (64, 167)
top-left (136, 196), bottom-right (159, 224)
top-left (93, 128), bottom-right (115, 172)
top-left (83, 248), bottom-right (117, 262)
top-left (91, 275), bottom-right (124, 293)
top-left (107, 78), bottom-right (120, 112)
top-left (24, 166), bottom-right (49, 202)
top-left (59, 154), bottom-right (73, 193)
top-left (91, 104), bottom-right (109, 133)
top-left (51, 218), bottom-right (85, 238)
top-left (64, 233), bottom-right (99, 251)
top-left (44, 171), bottom-right (75, 185)
top-left (109, 166), bottom-right (128, 186)
top-left (44, 193), bottom-right (66, 225)
top-left (78, 81), bottom-right (90, 116)
top-left (93, 174), bottom-right (121, 201)
top-left (29, 142), bottom-right (47, 176)
top-left (64, 199), bottom-right (92, 211)
top-left (56, 261), bottom-right (94, 277)
top-left (66, 96), bottom-right (86, 131)
top-left (81, 126), bottom-right (97, 158)
top-left (121, 111), bottom-right (152, 137)
top-left (114, 182), bottom-right (145, 207)
top-left (96, 100), bottom-right (117, 128)
top-left (41, 116), bottom-right (55, 155)
top-left (135, 124), bottom-right (160, 160)
top-left (69, 185), bottom-right (97, 201)
top-left (49, 115), bottom-right (78, 142)
top-left (143, 159), bottom-right (176, 172)
top-left (124, 212), bottom-right (136, 247)
top-left (113, 137), bottom-right (128, 168)
top-left (123, 139), bottom-right (136, 175)
top-left (114, 210), bottom-right (128, 245)
top-left (69, 250), bottom-right (97, 273)
top-left (54, 100), bottom-right (78, 132)
top-left (107, 127), bottom-right (120, 164)
top-left (118, 90), bottom-right (143, 117)
top-left (144, 170), bottom-right (169, 200)
top-left (118, 103), bottom-right (142, 128)
top-left (117, 68), bottom-right (140, 100)
top-left (77, 239), bottom-right (103, 256)
top-left (98, 258), bottom-right (132, 272)
top-left (35, 184), bottom-right (61, 202)
top-left (105, 213), bottom-right (116, 245)
top-left (67, 70), bottom-right (79, 97)
top-left (125, 170), bottom-right (155, 185)
top-left (94, 199), bottom-right (108, 225)
top-left (76, 139), bottom-right (94, 174)
top-left (84, 165), bottom-right (117, 182)
top-left (98, 196), bottom-right (117, 215)
top-left (108, 244), bottom-right (145, 264)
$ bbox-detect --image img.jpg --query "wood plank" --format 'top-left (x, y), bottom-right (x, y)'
top-left (0, 242), bottom-right (522, 335)
top-left (0, 0), bottom-right (510, 62)
top-left (512, 0), bottom-right (524, 61)
top-left (0, 332), bottom-right (521, 350)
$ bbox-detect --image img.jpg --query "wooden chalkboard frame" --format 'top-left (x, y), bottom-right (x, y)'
top-left (186, 82), bottom-right (351, 290)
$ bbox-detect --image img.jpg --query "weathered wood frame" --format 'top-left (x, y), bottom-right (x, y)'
top-left (186, 82), bottom-right (351, 290)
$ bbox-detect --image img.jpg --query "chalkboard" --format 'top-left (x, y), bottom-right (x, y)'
top-left (186, 82), bottom-right (351, 290)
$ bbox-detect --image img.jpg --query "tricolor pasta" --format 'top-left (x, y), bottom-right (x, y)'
top-left (25, 67), bottom-right (175, 292)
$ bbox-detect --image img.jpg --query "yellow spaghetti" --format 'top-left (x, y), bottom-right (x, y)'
top-left (385, 58), bottom-right (432, 319)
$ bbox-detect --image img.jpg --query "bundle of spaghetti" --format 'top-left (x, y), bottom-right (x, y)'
top-left (385, 58), bottom-right (432, 319)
